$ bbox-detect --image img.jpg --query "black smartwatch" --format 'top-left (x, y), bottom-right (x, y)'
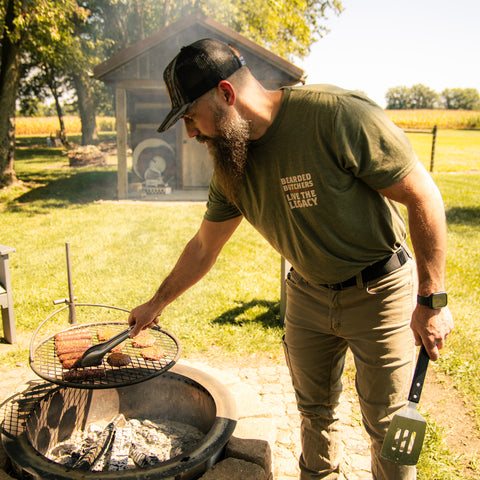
top-left (417, 292), bottom-right (448, 309)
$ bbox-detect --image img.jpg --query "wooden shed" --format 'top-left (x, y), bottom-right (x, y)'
top-left (93, 11), bottom-right (305, 199)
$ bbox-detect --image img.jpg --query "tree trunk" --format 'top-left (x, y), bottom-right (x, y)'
top-left (0, 0), bottom-right (21, 187)
top-left (50, 80), bottom-right (70, 148)
top-left (72, 72), bottom-right (98, 145)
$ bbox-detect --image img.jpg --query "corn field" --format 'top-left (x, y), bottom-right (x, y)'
top-left (14, 111), bottom-right (480, 136)
top-left (15, 116), bottom-right (116, 136)
top-left (385, 109), bottom-right (480, 129)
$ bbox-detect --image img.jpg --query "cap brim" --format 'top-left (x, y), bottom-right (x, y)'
top-left (157, 103), bottom-right (192, 133)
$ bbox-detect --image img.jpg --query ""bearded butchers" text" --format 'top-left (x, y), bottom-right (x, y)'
top-left (281, 173), bottom-right (318, 210)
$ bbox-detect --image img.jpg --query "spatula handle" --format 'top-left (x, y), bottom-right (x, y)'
top-left (408, 344), bottom-right (429, 404)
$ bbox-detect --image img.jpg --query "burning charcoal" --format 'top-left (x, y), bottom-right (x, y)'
top-left (86, 422), bottom-right (104, 437)
top-left (107, 425), bottom-right (133, 470)
top-left (49, 443), bottom-right (78, 457)
top-left (112, 414), bottom-right (127, 427)
top-left (47, 443), bottom-right (82, 468)
top-left (71, 421), bottom-right (116, 471)
top-left (129, 443), bottom-right (160, 467)
top-left (46, 416), bottom-right (205, 472)
top-left (139, 425), bottom-right (161, 444)
top-left (142, 419), bottom-right (159, 429)
top-left (129, 419), bottom-right (142, 428)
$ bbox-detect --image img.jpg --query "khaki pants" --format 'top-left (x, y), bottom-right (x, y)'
top-left (283, 260), bottom-right (417, 480)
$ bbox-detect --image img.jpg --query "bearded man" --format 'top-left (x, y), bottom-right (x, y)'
top-left (128, 38), bottom-right (453, 480)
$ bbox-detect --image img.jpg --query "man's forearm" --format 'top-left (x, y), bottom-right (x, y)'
top-left (407, 184), bottom-right (447, 295)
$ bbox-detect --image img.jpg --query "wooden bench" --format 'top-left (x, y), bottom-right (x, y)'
top-left (0, 245), bottom-right (16, 344)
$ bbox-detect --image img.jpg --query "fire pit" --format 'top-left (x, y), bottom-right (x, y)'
top-left (2, 364), bottom-right (237, 480)
top-left (1, 244), bottom-right (237, 479)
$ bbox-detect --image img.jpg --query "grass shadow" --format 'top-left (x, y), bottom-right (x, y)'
top-left (15, 147), bottom-right (66, 160)
top-left (212, 299), bottom-right (281, 329)
top-left (7, 170), bottom-right (118, 210)
top-left (446, 206), bottom-right (480, 226)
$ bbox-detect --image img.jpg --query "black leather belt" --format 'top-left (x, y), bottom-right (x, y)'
top-left (321, 245), bottom-right (410, 290)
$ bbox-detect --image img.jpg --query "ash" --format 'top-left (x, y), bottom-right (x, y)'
top-left (47, 414), bottom-right (204, 471)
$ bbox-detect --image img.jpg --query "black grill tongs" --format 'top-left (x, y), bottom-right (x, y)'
top-left (79, 326), bottom-right (133, 367)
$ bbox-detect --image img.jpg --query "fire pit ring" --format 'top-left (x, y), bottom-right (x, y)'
top-left (2, 364), bottom-right (237, 480)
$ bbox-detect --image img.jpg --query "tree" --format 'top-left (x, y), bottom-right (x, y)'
top-left (206, 0), bottom-right (344, 60)
top-left (2, 0), bottom-right (344, 187)
top-left (385, 86), bottom-right (412, 110)
top-left (385, 84), bottom-right (439, 110)
top-left (409, 84), bottom-right (438, 109)
top-left (441, 88), bottom-right (480, 110)
top-left (18, 62), bottom-right (72, 146)
top-left (0, 0), bottom-right (88, 187)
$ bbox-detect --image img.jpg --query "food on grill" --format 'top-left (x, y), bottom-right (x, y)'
top-left (63, 368), bottom-right (106, 382)
top-left (107, 352), bottom-right (132, 367)
top-left (58, 349), bottom-right (89, 363)
top-left (55, 338), bottom-right (93, 355)
top-left (58, 347), bottom-right (92, 369)
top-left (96, 326), bottom-right (117, 342)
top-left (61, 357), bottom-right (83, 369)
top-left (132, 330), bottom-right (156, 348)
top-left (111, 341), bottom-right (126, 352)
top-left (54, 328), bottom-right (93, 341)
top-left (140, 346), bottom-right (165, 361)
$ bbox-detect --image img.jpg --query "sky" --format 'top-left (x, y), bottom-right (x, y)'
top-left (298, 0), bottom-right (480, 108)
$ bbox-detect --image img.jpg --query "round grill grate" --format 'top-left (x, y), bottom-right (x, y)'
top-left (29, 305), bottom-right (181, 389)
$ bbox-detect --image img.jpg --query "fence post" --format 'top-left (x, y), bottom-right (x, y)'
top-left (430, 125), bottom-right (438, 172)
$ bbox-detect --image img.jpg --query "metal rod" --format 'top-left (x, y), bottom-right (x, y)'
top-left (65, 242), bottom-right (77, 324)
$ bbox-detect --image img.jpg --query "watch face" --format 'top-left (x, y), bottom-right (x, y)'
top-left (431, 293), bottom-right (448, 309)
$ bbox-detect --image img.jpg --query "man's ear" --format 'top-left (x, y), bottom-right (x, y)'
top-left (217, 80), bottom-right (236, 106)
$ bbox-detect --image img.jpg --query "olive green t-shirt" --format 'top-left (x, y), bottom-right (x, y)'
top-left (204, 85), bottom-right (417, 284)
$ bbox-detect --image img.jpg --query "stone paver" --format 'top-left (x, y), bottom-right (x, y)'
top-left (181, 357), bottom-right (372, 480)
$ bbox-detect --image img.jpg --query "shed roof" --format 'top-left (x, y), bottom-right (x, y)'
top-left (93, 11), bottom-right (305, 87)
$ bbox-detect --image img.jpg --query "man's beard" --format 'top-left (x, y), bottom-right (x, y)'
top-left (197, 111), bottom-right (250, 204)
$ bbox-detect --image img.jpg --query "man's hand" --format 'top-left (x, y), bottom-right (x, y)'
top-left (128, 302), bottom-right (161, 337)
top-left (410, 305), bottom-right (454, 360)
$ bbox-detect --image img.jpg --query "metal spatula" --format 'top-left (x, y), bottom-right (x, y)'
top-left (381, 344), bottom-right (430, 465)
top-left (80, 325), bottom-right (133, 367)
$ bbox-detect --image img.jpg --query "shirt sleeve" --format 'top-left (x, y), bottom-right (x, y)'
top-left (204, 174), bottom-right (243, 222)
top-left (333, 95), bottom-right (418, 190)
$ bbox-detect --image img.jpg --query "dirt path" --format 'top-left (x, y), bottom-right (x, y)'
top-left (422, 368), bottom-right (479, 459)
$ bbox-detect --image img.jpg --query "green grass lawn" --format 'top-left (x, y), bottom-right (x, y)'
top-left (406, 129), bottom-right (480, 172)
top-left (1, 130), bottom-right (479, 479)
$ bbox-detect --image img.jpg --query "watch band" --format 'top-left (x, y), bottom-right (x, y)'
top-left (417, 292), bottom-right (448, 309)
